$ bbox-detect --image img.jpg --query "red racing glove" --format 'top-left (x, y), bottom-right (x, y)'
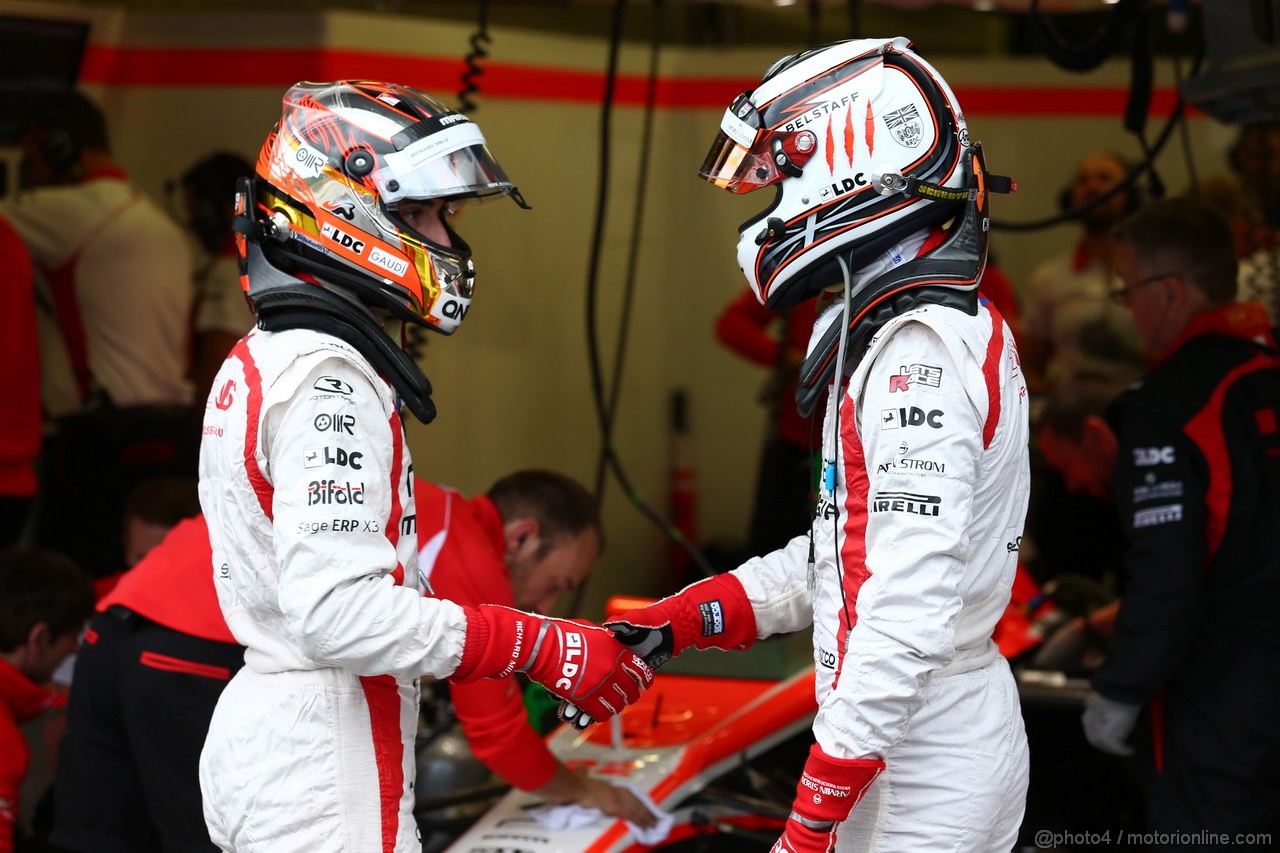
top-left (453, 604), bottom-right (653, 731)
top-left (770, 744), bottom-right (884, 853)
top-left (605, 572), bottom-right (757, 669)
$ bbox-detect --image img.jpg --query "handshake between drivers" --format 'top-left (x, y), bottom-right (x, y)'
top-left (452, 572), bottom-right (758, 730)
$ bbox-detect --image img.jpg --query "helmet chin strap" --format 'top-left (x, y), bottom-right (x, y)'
top-left (792, 143), bottom-right (1007, 418)
top-left (246, 242), bottom-right (438, 424)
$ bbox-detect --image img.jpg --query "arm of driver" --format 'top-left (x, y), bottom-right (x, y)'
top-left (267, 357), bottom-right (469, 680)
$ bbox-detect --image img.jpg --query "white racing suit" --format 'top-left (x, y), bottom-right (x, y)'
top-left (197, 327), bottom-right (470, 853)
top-left (733, 301), bottom-right (1031, 851)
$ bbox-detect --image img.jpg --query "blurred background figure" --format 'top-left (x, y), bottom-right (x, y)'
top-left (714, 289), bottom-right (820, 556)
top-left (0, 217), bottom-right (40, 550)
top-left (1227, 119), bottom-right (1280, 323)
top-left (1021, 150), bottom-right (1145, 391)
top-left (1082, 198), bottom-right (1280, 845)
top-left (418, 470), bottom-right (657, 842)
top-left (0, 548), bottom-right (94, 853)
top-left (0, 90), bottom-right (197, 581)
top-left (175, 152), bottom-right (256, 406)
top-left (52, 505), bottom-right (242, 853)
top-left (1030, 373), bottom-right (1129, 672)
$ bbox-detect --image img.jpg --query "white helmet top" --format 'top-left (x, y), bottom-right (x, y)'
top-left (699, 37), bottom-right (972, 309)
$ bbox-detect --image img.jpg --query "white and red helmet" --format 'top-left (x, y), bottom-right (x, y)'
top-left (248, 80), bottom-right (525, 334)
top-left (699, 37), bottom-right (971, 309)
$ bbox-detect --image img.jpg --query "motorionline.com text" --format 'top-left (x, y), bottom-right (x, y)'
top-left (1034, 829), bottom-right (1272, 848)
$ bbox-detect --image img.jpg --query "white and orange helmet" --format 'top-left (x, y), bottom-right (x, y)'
top-left (247, 80), bottom-right (525, 334)
top-left (699, 37), bottom-right (971, 309)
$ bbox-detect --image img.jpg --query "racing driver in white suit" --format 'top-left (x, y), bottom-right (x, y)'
top-left (605, 39), bottom-right (1030, 852)
top-left (197, 81), bottom-right (652, 853)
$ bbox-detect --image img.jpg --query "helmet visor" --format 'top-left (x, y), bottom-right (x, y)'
top-left (698, 129), bottom-right (783, 195)
top-left (381, 122), bottom-right (514, 204)
top-left (698, 93), bottom-right (782, 195)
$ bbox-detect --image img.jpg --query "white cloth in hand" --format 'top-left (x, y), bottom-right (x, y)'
top-left (526, 783), bottom-right (674, 845)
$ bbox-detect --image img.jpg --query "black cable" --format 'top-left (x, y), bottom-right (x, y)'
top-left (585, 0), bottom-right (626, 505)
top-left (846, 0), bottom-right (861, 39)
top-left (598, 0), bottom-right (662, 495)
top-left (598, 0), bottom-right (714, 579)
top-left (575, 0), bottom-right (716, 619)
top-left (992, 48), bottom-right (1203, 233)
top-left (1172, 53), bottom-right (1198, 193)
top-left (457, 0), bottom-right (491, 114)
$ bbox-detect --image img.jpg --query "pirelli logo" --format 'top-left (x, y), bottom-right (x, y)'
top-left (871, 491), bottom-right (941, 517)
top-left (1133, 504), bottom-right (1182, 528)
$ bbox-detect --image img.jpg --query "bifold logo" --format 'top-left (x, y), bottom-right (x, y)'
top-left (306, 480), bottom-right (365, 506)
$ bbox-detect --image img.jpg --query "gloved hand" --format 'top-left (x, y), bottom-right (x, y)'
top-left (770, 743), bottom-right (884, 853)
top-left (453, 604), bottom-right (653, 731)
top-left (604, 572), bottom-right (757, 670)
top-left (1081, 692), bottom-right (1141, 756)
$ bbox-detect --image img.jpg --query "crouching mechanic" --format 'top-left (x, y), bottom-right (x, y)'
top-left (198, 81), bottom-right (652, 853)
top-left (603, 39), bottom-right (1031, 852)
top-left (418, 470), bottom-right (656, 827)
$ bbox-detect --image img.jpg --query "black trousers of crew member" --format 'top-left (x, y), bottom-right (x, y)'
top-left (51, 607), bottom-right (245, 853)
top-left (1143, 688), bottom-right (1280, 852)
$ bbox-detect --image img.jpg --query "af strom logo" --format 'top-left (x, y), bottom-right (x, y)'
top-left (883, 104), bottom-right (924, 148)
top-left (214, 379), bottom-right (236, 411)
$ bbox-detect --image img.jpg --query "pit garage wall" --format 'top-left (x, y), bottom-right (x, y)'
top-left (10, 0), bottom-right (1238, 615)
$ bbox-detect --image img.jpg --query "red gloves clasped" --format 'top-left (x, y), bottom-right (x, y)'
top-left (454, 604), bottom-right (653, 730)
